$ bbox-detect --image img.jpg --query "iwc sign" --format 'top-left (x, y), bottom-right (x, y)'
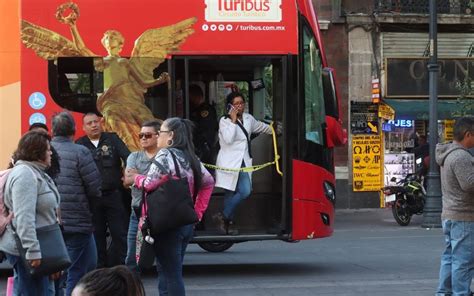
top-left (205, 0), bottom-right (282, 22)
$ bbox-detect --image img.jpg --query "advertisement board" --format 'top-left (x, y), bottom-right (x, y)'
top-left (352, 135), bottom-right (383, 192)
top-left (20, 0), bottom-right (298, 133)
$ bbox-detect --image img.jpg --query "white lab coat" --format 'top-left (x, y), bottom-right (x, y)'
top-left (215, 113), bottom-right (272, 191)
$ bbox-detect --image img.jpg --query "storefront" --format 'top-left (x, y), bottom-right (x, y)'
top-left (380, 57), bottom-right (473, 193)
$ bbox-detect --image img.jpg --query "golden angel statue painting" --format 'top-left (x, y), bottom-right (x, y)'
top-left (21, 2), bottom-right (196, 150)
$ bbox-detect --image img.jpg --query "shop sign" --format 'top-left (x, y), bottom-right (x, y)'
top-left (444, 120), bottom-right (455, 142)
top-left (378, 103), bottom-right (395, 120)
top-left (352, 135), bottom-right (382, 192)
top-left (385, 58), bottom-right (474, 98)
top-left (350, 101), bottom-right (379, 135)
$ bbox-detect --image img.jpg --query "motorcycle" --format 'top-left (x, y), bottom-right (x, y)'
top-left (382, 158), bottom-right (427, 226)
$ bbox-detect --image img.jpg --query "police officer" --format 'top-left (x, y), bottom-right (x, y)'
top-left (76, 112), bottom-right (130, 268)
top-left (189, 84), bottom-right (218, 165)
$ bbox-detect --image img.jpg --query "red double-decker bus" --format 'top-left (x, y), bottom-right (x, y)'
top-left (0, 0), bottom-right (346, 252)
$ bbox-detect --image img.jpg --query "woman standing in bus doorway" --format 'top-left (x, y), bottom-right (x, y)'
top-left (0, 131), bottom-right (62, 295)
top-left (124, 117), bottom-right (214, 296)
top-left (213, 92), bottom-right (273, 235)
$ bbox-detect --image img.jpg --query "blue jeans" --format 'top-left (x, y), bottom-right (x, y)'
top-left (223, 171), bottom-right (251, 221)
top-left (153, 224), bottom-right (194, 296)
top-left (6, 253), bottom-right (51, 296)
top-left (126, 211), bottom-right (139, 272)
top-left (62, 233), bottom-right (97, 296)
top-left (436, 220), bottom-right (474, 296)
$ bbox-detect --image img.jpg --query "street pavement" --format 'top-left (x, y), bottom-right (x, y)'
top-left (1, 209), bottom-right (472, 295)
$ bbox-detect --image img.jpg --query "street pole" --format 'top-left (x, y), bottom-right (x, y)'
top-left (422, 0), bottom-right (442, 228)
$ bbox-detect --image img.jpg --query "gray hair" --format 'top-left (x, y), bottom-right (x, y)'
top-left (453, 117), bottom-right (474, 142)
top-left (52, 111), bottom-right (76, 137)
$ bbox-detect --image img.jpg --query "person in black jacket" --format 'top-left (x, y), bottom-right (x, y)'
top-left (189, 84), bottom-right (218, 165)
top-left (76, 112), bottom-right (130, 268)
top-left (51, 112), bottom-right (102, 296)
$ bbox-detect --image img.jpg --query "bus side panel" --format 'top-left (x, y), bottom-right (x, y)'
top-left (292, 159), bottom-right (335, 240)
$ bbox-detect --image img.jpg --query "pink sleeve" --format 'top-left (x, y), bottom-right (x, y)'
top-left (194, 165), bottom-right (215, 221)
top-left (134, 173), bottom-right (169, 192)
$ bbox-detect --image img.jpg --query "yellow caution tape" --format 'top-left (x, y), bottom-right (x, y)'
top-left (203, 122), bottom-right (283, 176)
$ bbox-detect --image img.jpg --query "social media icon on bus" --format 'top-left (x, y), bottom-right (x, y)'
top-left (29, 113), bottom-right (46, 125)
top-left (218, 24), bottom-right (225, 31)
top-left (28, 92), bottom-right (46, 110)
top-left (202, 24), bottom-right (209, 31)
top-left (210, 24), bottom-right (217, 31)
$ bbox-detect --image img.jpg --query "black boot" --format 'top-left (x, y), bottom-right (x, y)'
top-left (212, 212), bottom-right (227, 235)
top-left (226, 220), bottom-right (239, 235)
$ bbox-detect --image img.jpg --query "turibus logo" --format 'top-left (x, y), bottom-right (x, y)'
top-left (205, 0), bottom-right (282, 22)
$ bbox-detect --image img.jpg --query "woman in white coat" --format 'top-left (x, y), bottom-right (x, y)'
top-left (213, 92), bottom-right (272, 234)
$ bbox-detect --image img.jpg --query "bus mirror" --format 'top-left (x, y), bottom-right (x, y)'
top-left (322, 68), bottom-right (339, 119)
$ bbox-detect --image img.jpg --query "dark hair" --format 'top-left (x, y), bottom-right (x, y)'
top-left (189, 84), bottom-right (204, 98)
top-left (164, 117), bottom-right (202, 195)
top-left (74, 266), bottom-right (145, 296)
top-left (82, 112), bottom-right (102, 121)
top-left (52, 111), bottom-right (76, 137)
top-left (453, 117), bottom-right (474, 142)
top-left (226, 91), bottom-right (245, 106)
top-left (141, 119), bottom-right (161, 133)
top-left (29, 122), bottom-right (48, 132)
top-left (13, 131), bottom-right (51, 162)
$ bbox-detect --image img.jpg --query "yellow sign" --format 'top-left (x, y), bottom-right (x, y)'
top-left (378, 103), bottom-right (395, 120)
top-left (352, 135), bottom-right (383, 192)
top-left (444, 120), bottom-right (455, 142)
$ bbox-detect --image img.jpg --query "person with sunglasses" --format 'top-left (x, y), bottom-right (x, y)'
top-left (123, 120), bottom-right (161, 272)
top-left (124, 117), bottom-right (214, 296)
top-left (213, 91), bottom-right (273, 235)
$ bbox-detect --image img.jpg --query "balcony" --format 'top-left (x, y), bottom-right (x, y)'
top-left (375, 0), bottom-right (474, 14)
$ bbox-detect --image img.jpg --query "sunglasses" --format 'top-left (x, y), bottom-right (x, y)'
top-left (138, 132), bottom-right (157, 139)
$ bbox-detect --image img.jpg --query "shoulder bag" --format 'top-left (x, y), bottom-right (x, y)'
top-left (13, 223), bottom-right (71, 277)
top-left (143, 150), bottom-right (198, 236)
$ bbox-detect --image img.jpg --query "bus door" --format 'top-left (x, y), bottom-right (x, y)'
top-left (171, 55), bottom-right (289, 239)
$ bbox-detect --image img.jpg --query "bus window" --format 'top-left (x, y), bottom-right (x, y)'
top-left (49, 57), bottom-right (169, 120)
top-left (49, 57), bottom-right (102, 114)
top-left (302, 26), bottom-right (326, 145)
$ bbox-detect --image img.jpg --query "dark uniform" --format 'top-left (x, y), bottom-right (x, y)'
top-left (76, 132), bottom-right (130, 267)
top-left (191, 102), bottom-right (218, 165)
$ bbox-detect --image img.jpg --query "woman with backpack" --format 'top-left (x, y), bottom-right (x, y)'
top-left (124, 117), bottom-right (214, 296)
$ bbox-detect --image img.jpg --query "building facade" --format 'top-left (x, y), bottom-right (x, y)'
top-left (314, 0), bottom-right (474, 208)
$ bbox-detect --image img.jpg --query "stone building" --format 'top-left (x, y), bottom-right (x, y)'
top-left (314, 0), bottom-right (474, 208)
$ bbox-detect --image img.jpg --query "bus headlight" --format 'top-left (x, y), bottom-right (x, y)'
top-left (323, 181), bottom-right (336, 205)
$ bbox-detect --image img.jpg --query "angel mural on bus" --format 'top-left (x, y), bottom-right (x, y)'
top-left (21, 2), bottom-right (196, 150)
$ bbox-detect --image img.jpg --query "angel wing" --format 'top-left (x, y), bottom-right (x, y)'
top-left (130, 17), bottom-right (197, 82)
top-left (21, 20), bottom-right (85, 59)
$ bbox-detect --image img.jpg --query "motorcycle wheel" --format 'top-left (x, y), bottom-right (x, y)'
top-left (392, 199), bottom-right (412, 226)
top-left (198, 242), bottom-right (234, 253)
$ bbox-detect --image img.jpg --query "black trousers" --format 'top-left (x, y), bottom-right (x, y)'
top-left (92, 190), bottom-right (128, 267)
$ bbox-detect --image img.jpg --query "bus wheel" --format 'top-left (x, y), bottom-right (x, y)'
top-left (198, 242), bottom-right (234, 253)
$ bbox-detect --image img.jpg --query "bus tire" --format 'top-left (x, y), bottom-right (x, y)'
top-left (198, 242), bottom-right (234, 253)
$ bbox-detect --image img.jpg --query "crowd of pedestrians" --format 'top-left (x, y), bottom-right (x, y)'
top-left (2, 90), bottom-right (471, 296)
top-left (0, 81), bottom-right (286, 296)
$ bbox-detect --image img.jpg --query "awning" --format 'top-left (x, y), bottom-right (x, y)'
top-left (383, 99), bottom-right (474, 120)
